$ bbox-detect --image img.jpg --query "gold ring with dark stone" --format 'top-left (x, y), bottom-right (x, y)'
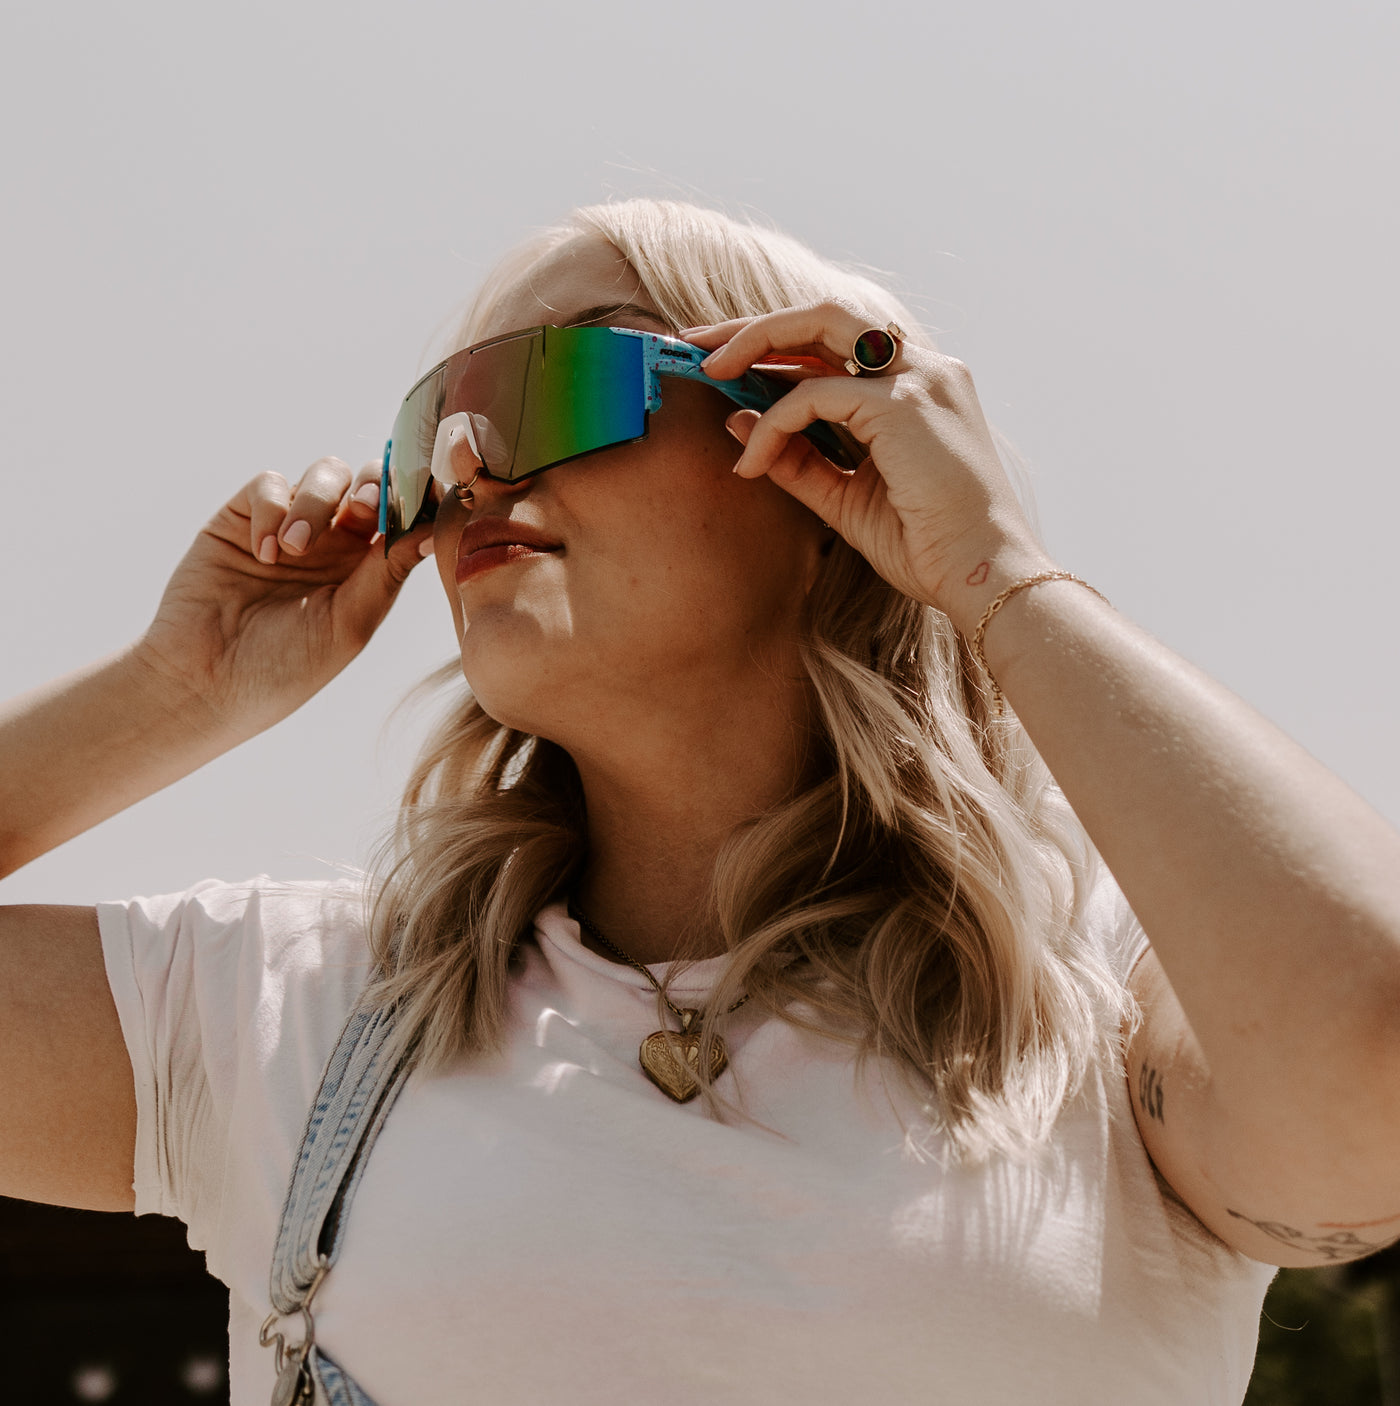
top-left (844, 322), bottom-right (904, 376)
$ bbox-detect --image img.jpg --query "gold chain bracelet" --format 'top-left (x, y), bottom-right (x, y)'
top-left (971, 571), bottom-right (1110, 714)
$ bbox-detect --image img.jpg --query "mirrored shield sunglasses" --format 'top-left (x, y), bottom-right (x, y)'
top-left (379, 323), bottom-right (866, 548)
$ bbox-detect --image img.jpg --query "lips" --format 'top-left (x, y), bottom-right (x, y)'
top-left (455, 516), bottom-right (562, 583)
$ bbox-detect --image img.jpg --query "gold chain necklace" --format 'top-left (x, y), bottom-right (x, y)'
top-left (568, 900), bottom-right (749, 1104)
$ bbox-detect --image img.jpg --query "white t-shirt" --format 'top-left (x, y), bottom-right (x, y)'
top-left (98, 872), bottom-right (1274, 1406)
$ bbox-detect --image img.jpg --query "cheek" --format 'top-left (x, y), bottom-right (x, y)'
top-left (433, 504), bottom-right (467, 638)
top-left (611, 484), bottom-right (815, 634)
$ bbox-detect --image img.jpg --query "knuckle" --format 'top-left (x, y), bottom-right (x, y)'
top-left (813, 297), bottom-right (855, 319)
top-left (302, 457), bottom-right (352, 491)
top-left (252, 469), bottom-right (289, 498)
top-left (756, 396), bottom-right (799, 431)
top-left (822, 297), bottom-right (869, 329)
top-left (742, 411), bottom-right (774, 443)
top-left (384, 549), bottom-right (418, 589)
top-left (292, 470), bottom-right (353, 516)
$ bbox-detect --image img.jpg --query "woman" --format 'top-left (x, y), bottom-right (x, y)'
top-left (3, 198), bottom-right (1398, 1405)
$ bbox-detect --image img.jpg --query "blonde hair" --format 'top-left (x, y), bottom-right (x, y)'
top-left (364, 198), bottom-right (1135, 1163)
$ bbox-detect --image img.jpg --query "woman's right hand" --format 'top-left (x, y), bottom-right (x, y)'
top-left (135, 456), bottom-right (435, 744)
top-left (0, 460), bottom-right (436, 1209)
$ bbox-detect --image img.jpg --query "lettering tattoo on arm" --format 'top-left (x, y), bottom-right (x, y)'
top-left (1136, 1062), bottom-right (1166, 1125)
top-left (1226, 1210), bottom-right (1400, 1262)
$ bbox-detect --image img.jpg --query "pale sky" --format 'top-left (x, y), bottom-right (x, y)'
top-left (3, 0), bottom-right (1396, 905)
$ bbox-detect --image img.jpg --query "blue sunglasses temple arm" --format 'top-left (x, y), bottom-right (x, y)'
top-left (378, 439), bottom-right (392, 537)
top-left (613, 329), bottom-right (861, 471)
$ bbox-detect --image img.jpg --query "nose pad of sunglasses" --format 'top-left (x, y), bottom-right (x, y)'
top-left (430, 412), bottom-right (485, 492)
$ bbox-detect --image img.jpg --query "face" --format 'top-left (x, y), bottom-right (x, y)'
top-left (431, 234), bottom-right (829, 756)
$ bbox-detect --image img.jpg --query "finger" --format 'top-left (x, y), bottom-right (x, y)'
top-left (732, 375), bottom-right (880, 483)
top-left (681, 318), bottom-right (848, 375)
top-left (239, 471), bottom-right (292, 565)
top-left (331, 519), bottom-right (436, 644)
top-left (693, 301), bottom-right (903, 381)
top-left (331, 460), bottom-right (384, 538)
top-left (279, 456), bottom-right (354, 556)
top-left (676, 316), bottom-right (760, 348)
top-left (726, 409), bottom-right (855, 527)
top-left (680, 320), bottom-right (849, 383)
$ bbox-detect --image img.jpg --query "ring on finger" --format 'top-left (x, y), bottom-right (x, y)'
top-left (845, 322), bottom-right (904, 377)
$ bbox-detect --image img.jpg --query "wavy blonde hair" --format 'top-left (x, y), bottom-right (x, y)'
top-left (364, 198), bottom-right (1135, 1163)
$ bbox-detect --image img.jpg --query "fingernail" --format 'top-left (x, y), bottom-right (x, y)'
top-left (282, 520), bottom-right (311, 552)
top-left (725, 411), bottom-right (746, 442)
top-left (418, 536), bottom-right (436, 558)
top-left (257, 536), bottom-right (278, 564)
top-left (352, 481), bottom-right (380, 509)
top-left (679, 325), bottom-right (710, 336)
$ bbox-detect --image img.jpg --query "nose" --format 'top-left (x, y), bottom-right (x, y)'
top-left (466, 468), bottom-right (532, 507)
top-left (442, 420), bottom-right (534, 506)
top-left (441, 426), bottom-right (484, 504)
top-left (446, 425), bottom-right (483, 477)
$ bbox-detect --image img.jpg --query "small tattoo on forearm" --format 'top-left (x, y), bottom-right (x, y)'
top-left (966, 561), bottom-right (990, 586)
top-left (1226, 1210), bottom-right (1400, 1262)
top-left (1137, 1063), bottom-right (1165, 1124)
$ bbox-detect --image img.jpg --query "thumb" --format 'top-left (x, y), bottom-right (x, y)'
top-left (334, 523), bottom-right (436, 640)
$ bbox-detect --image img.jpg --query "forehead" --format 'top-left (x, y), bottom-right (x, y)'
top-left (484, 234), bottom-right (667, 337)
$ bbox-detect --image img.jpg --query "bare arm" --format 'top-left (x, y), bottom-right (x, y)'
top-left (0, 906), bottom-right (136, 1209)
top-left (0, 460), bottom-right (431, 1207)
top-left (0, 647), bottom-right (232, 880)
top-left (981, 577), bottom-right (1400, 1266)
top-left (691, 301), bottom-right (1400, 1266)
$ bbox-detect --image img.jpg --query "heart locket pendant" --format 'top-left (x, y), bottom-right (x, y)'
top-left (638, 1009), bottom-right (728, 1103)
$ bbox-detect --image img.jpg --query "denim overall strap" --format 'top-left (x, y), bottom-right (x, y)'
top-left (262, 1001), bottom-right (411, 1406)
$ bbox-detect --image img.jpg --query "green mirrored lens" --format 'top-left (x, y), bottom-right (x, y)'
top-left (442, 325), bottom-right (647, 483)
top-left (384, 365), bottom-right (445, 541)
top-left (383, 324), bottom-right (650, 547)
top-left (441, 334), bottom-right (534, 479)
top-left (511, 326), bottom-right (647, 480)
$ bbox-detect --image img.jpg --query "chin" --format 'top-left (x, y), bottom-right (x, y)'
top-left (458, 664), bottom-right (528, 733)
top-left (458, 645), bottom-right (565, 741)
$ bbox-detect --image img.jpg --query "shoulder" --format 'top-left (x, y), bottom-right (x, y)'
top-left (97, 872), bottom-right (375, 1062)
top-left (93, 874), bottom-right (375, 1232)
top-left (98, 872), bottom-right (371, 971)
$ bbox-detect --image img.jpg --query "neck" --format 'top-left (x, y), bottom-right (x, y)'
top-left (568, 681), bottom-right (814, 966)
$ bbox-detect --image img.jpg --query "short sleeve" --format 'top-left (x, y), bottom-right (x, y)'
top-left (96, 876), bottom-right (373, 1253)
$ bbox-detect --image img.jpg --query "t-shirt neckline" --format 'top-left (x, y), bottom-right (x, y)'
top-left (533, 902), bottom-right (733, 998)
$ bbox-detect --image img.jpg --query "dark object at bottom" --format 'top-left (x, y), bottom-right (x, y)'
top-left (0, 1196), bottom-right (230, 1405)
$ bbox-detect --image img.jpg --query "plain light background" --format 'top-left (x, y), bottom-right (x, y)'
top-left (2, 0), bottom-right (1396, 905)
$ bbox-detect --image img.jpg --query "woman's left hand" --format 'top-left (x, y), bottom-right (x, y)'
top-left (683, 302), bottom-right (1055, 633)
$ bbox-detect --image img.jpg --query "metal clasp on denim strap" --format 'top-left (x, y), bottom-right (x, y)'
top-left (260, 1255), bottom-right (331, 1380)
